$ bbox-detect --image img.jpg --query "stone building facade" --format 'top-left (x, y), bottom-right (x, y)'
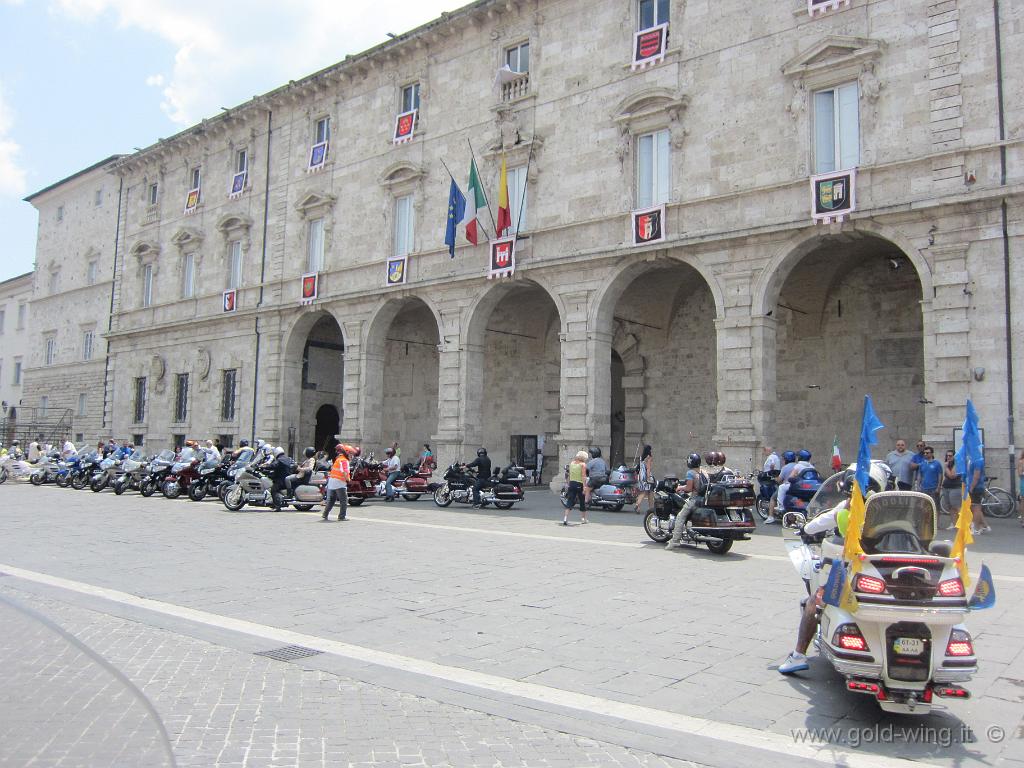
top-left (22, 156), bottom-right (123, 444)
top-left (45, 0), bottom-right (1021, 479)
top-left (0, 271), bottom-right (33, 432)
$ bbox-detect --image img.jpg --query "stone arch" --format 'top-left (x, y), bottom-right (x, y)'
top-left (463, 277), bottom-right (566, 348)
top-left (752, 221), bottom-right (932, 317)
top-left (364, 293), bottom-right (443, 354)
top-left (279, 309), bottom-right (346, 453)
top-left (611, 325), bottom-right (646, 467)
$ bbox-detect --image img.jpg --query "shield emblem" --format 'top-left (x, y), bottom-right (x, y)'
top-left (398, 115), bottom-right (413, 136)
top-left (638, 214), bottom-right (653, 241)
top-left (223, 290), bottom-right (236, 313)
top-left (638, 30), bottom-right (662, 59)
top-left (302, 275), bottom-right (317, 300)
top-left (819, 179), bottom-right (848, 211)
top-left (387, 259), bottom-right (405, 285)
top-left (495, 242), bottom-right (511, 267)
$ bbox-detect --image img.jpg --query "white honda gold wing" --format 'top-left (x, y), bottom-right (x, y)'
top-left (787, 482), bottom-right (977, 715)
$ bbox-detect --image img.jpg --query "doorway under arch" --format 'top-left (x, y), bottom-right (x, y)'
top-left (282, 312), bottom-right (345, 455)
top-left (314, 404), bottom-right (340, 454)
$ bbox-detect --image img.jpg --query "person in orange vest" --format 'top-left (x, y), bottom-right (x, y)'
top-left (323, 444), bottom-right (350, 521)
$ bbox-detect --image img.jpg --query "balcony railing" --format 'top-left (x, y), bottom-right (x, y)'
top-left (500, 72), bottom-right (530, 102)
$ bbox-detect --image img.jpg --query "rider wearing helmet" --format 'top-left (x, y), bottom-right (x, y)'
top-left (286, 447), bottom-right (317, 494)
top-left (467, 448), bottom-right (492, 507)
top-left (773, 449), bottom-right (816, 524)
top-left (766, 450), bottom-right (797, 523)
top-left (778, 460), bottom-right (892, 674)
top-left (382, 446), bottom-right (402, 502)
top-left (584, 447), bottom-right (608, 507)
top-left (666, 453), bottom-right (708, 549)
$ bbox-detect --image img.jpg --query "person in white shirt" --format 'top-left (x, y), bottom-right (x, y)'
top-left (762, 446), bottom-right (781, 474)
top-left (204, 439), bottom-right (221, 462)
top-left (382, 447), bottom-right (402, 502)
top-left (27, 440), bottom-right (43, 463)
top-left (62, 440), bottom-right (77, 458)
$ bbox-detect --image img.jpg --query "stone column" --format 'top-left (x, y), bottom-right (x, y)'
top-left (550, 289), bottom-right (592, 487)
top-left (586, 329), bottom-right (614, 450)
top-left (924, 243), bottom-right (971, 442)
top-left (338, 318), bottom-right (367, 447)
top-left (431, 305), bottom-right (474, 471)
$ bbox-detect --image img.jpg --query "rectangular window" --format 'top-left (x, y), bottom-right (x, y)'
top-left (227, 241), bottom-right (242, 290)
top-left (87, 261), bottom-right (98, 285)
top-left (45, 337), bottom-right (56, 366)
top-left (507, 166), bottom-right (528, 232)
top-left (221, 368), bottom-right (237, 421)
top-left (218, 434), bottom-right (234, 449)
top-left (182, 253), bottom-right (196, 298)
top-left (149, 182), bottom-right (159, 205)
top-left (56, 205), bottom-right (64, 222)
top-left (132, 433), bottom-right (144, 447)
top-left (13, 358), bottom-right (22, 385)
top-left (394, 195), bottom-right (414, 257)
top-left (0, 309), bottom-right (5, 334)
top-left (40, 396), bottom-right (48, 418)
top-left (190, 167), bottom-right (202, 191)
top-left (315, 116), bottom-right (331, 145)
top-left (638, 0), bottom-right (669, 29)
top-left (95, 189), bottom-right (103, 206)
top-left (77, 393), bottom-right (87, 417)
top-left (76, 432), bottom-right (84, 443)
top-left (505, 42), bottom-right (530, 73)
top-left (307, 218), bottom-right (325, 273)
top-left (133, 377), bottom-right (147, 423)
top-left (814, 82), bottom-right (859, 174)
top-left (401, 83), bottom-right (420, 113)
top-left (142, 264), bottom-right (154, 307)
top-left (235, 148), bottom-right (248, 175)
top-left (173, 373), bottom-right (189, 422)
top-left (82, 330), bottom-right (94, 361)
top-left (17, 303), bottom-right (26, 329)
top-left (636, 129), bottom-right (670, 208)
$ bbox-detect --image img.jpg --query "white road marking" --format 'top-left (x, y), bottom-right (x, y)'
top-left (1, 563), bottom-right (930, 768)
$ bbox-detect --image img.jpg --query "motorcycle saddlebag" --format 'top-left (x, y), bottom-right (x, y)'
top-left (704, 482), bottom-right (755, 509)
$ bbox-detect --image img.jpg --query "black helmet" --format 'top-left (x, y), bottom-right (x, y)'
top-left (476, 448), bottom-right (487, 457)
top-left (687, 453), bottom-right (701, 469)
top-left (304, 447), bottom-right (315, 459)
top-left (239, 439), bottom-right (250, 447)
top-left (589, 447), bottom-right (602, 458)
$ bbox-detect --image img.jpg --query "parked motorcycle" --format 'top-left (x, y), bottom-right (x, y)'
top-left (784, 480), bottom-right (978, 714)
top-left (162, 449), bottom-right (201, 499)
top-left (222, 461), bottom-right (323, 511)
top-left (188, 456), bottom-right (230, 501)
top-left (29, 453), bottom-right (61, 486)
top-left (70, 451), bottom-right (102, 490)
top-left (560, 463), bottom-right (637, 511)
top-left (755, 470), bottom-right (779, 521)
top-left (433, 462), bottom-right (526, 509)
top-left (642, 473), bottom-right (756, 554)
top-left (345, 457), bottom-right (385, 506)
top-left (139, 450), bottom-right (176, 497)
top-left (389, 462), bottom-right (439, 501)
top-left (90, 455), bottom-right (124, 492)
top-left (113, 451), bottom-right (149, 495)
top-left (0, 454), bottom-right (35, 484)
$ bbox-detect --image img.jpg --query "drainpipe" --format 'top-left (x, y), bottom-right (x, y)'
top-left (101, 174), bottom-right (124, 432)
top-left (993, 0), bottom-right (1016, 481)
top-left (251, 108), bottom-right (272, 444)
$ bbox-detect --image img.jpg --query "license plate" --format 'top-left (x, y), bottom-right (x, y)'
top-left (893, 637), bottom-right (924, 656)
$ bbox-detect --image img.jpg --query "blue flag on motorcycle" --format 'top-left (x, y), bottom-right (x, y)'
top-left (822, 560), bottom-right (847, 607)
top-left (954, 398), bottom-right (985, 481)
top-left (855, 396), bottom-right (884, 499)
top-left (968, 564), bottom-right (996, 610)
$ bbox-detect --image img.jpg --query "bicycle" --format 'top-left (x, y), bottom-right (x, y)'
top-left (939, 476), bottom-right (1016, 518)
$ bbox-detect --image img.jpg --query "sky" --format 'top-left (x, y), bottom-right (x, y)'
top-left (0, 0), bottom-right (460, 282)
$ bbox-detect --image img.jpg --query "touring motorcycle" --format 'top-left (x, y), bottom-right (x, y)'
top-left (222, 461), bottom-right (324, 512)
top-left (642, 470), bottom-right (756, 554)
top-left (784, 474), bottom-right (978, 714)
top-left (433, 462), bottom-right (526, 509)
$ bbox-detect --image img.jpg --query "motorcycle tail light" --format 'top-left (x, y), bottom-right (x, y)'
top-left (846, 680), bottom-right (880, 694)
top-left (945, 629), bottom-right (974, 657)
top-left (853, 574), bottom-right (887, 594)
top-left (933, 686), bottom-right (970, 698)
top-left (833, 623), bottom-right (869, 652)
top-left (937, 578), bottom-right (965, 597)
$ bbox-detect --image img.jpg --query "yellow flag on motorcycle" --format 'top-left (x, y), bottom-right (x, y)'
top-left (839, 574), bottom-right (860, 614)
top-left (842, 478), bottom-right (867, 575)
top-left (950, 486), bottom-right (974, 587)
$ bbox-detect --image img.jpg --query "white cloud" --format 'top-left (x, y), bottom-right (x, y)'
top-left (0, 84), bottom-right (28, 197)
top-left (50, 0), bottom-right (457, 126)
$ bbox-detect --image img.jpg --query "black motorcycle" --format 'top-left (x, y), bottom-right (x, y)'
top-left (643, 473), bottom-right (757, 555)
top-left (70, 451), bottom-right (101, 490)
top-left (432, 462), bottom-right (525, 510)
top-left (139, 451), bottom-right (176, 497)
top-left (188, 457), bottom-right (231, 501)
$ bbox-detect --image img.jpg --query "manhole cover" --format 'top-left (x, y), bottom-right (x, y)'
top-left (254, 645), bottom-right (324, 661)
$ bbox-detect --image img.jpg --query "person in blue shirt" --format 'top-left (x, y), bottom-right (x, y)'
top-left (911, 445), bottom-right (942, 508)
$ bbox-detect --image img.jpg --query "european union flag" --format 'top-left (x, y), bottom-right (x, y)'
top-left (855, 395), bottom-right (885, 497)
top-left (445, 178), bottom-right (466, 258)
top-left (968, 563), bottom-right (996, 610)
top-left (822, 560), bottom-right (848, 607)
top-left (955, 399), bottom-right (985, 482)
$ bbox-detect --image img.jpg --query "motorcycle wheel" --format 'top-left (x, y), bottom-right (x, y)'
top-left (139, 480), bottom-right (155, 497)
top-left (163, 480), bottom-right (182, 499)
top-left (293, 504), bottom-right (314, 511)
top-left (755, 498), bottom-right (771, 522)
top-left (90, 476), bottom-right (107, 492)
top-left (216, 481), bottom-right (231, 501)
top-left (433, 485), bottom-right (453, 507)
top-left (494, 501), bottom-right (514, 510)
top-left (71, 473), bottom-right (86, 490)
top-left (0, 466), bottom-right (7, 484)
top-left (223, 485), bottom-right (246, 511)
top-left (706, 538), bottom-right (734, 555)
top-left (56, 473), bottom-right (70, 488)
top-left (348, 496), bottom-right (365, 507)
top-left (401, 493), bottom-right (421, 501)
top-left (113, 478), bottom-right (126, 495)
top-left (610, 502), bottom-right (625, 512)
top-left (187, 482), bottom-right (207, 502)
top-left (643, 511), bottom-right (671, 543)
top-left (30, 472), bottom-right (45, 486)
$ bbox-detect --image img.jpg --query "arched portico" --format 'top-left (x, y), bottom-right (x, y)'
top-left (280, 310), bottom-right (346, 454)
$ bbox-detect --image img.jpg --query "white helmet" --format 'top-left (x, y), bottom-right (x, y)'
top-left (274, 446), bottom-right (285, 457)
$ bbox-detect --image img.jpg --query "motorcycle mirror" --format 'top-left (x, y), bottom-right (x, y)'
top-left (781, 511), bottom-right (806, 530)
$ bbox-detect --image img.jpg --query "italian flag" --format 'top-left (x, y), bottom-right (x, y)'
top-left (462, 160), bottom-right (487, 245)
top-left (496, 154), bottom-right (512, 237)
top-left (831, 436), bottom-right (842, 472)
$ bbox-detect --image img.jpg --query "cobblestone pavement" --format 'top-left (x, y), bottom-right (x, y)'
top-left (0, 585), bottom-right (696, 768)
top-left (1, 483), bottom-right (1023, 767)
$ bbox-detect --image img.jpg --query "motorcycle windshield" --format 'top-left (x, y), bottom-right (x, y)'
top-left (806, 472), bottom-right (846, 519)
top-left (157, 450), bottom-right (176, 462)
top-left (862, 492), bottom-right (937, 555)
top-left (0, 593), bottom-right (177, 767)
top-left (178, 448), bottom-right (195, 461)
top-left (233, 449), bottom-right (255, 466)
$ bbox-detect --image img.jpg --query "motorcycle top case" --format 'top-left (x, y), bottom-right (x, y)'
top-left (704, 481), bottom-right (755, 509)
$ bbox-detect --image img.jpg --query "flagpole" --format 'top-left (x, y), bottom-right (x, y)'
top-left (512, 141), bottom-right (534, 241)
top-left (441, 158), bottom-right (492, 241)
top-left (467, 139), bottom-right (499, 236)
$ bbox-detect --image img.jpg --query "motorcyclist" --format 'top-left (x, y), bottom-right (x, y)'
top-left (666, 453), bottom-right (708, 549)
top-left (584, 447), bottom-right (608, 507)
top-left (778, 462), bottom-right (891, 674)
top-left (766, 450), bottom-right (797, 523)
top-left (285, 447), bottom-right (317, 494)
top-left (774, 449), bottom-right (814, 521)
top-left (232, 439), bottom-right (250, 459)
top-left (260, 447), bottom-right (294, 510)
top-left (382, 447), bottom-right (401, 502)
top-left (467, 448), bottom-right (492, 508)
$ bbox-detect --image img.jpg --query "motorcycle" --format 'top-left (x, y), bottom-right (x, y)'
top-left (188, 456), bottom-right (231, 501)
top-left (433, 462), bottom-right (526, 509)
top-left (642, 470), bottom-right (757, 554)
top-left (139, 450), bottom-right (176, 497)
top-left (559, 463), bottom-right (637, 511)
top-left (29, 453), bottom-right (61, 486)
top-left (222, 461), bottom-right (324, 511)
top-left (0, 454), bottom-right (34, 484)
top-left (162, 449), bottom-right (202, 499)
top-left (90, 456), bottom-right (124, 492)
top-left (784, 478), bottom-right (978, 714)
top-left (345, 457), bottom-right (385, 506)
top-left (755, 470), bottom-right (779, 521)
top-left (113, 452), bottom-right (149, 495)
top-left (389, 461), bottom-right (439, 501)
top-left (70, 451), bottom-right (102, 490)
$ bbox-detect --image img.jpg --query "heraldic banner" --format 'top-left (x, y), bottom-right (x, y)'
top-left (631, 204), bottom-right (666, 246)
top-left (488, 236), bottom-right (516, 279)
top-left (811, 169), bottom-right (856, 224)
top-left (300, 273), bottom-right (319, 305)
top-left (393, 109), bottom-right (417, 145)
top-left (808, 0), bottom-right (851, 17)
top-left (222, 289), bottom-right (237, 313)
top-left (631, 23), bottom-right (668, 70)
top-left (386, 256), bottom-right (408, 286)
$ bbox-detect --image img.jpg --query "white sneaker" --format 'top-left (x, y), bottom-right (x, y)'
top-left (665, 541), bottom-right (681, 550)
top-left (778, 652), bottom-right (809, 675)
top-left (977, 525), bottom-right (992, 534)
top-left (764, 517), bottom-right (779, 525)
